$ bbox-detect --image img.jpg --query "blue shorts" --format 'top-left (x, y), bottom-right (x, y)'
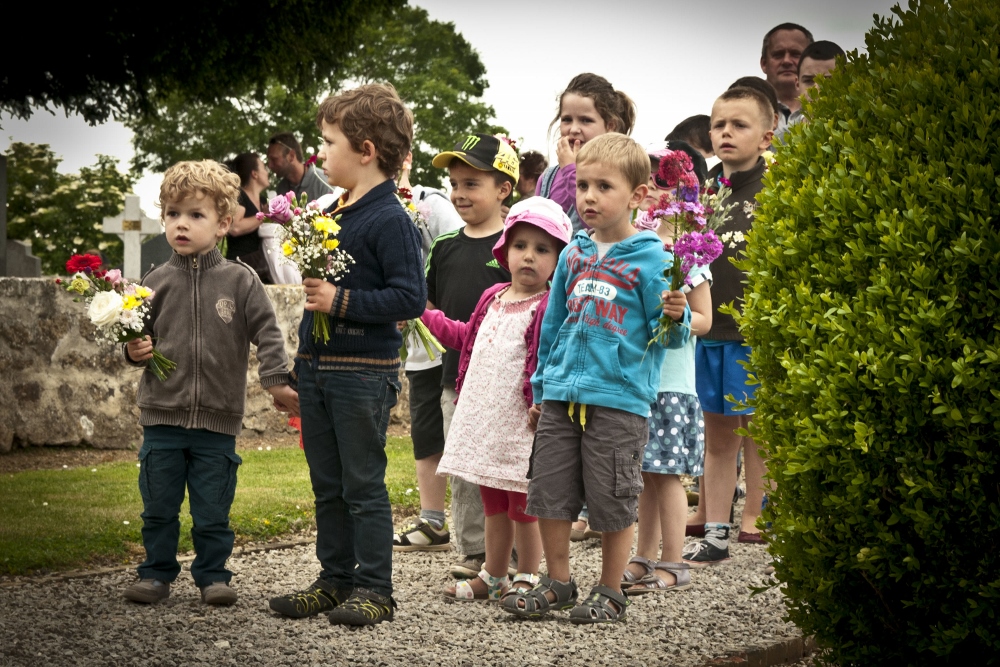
top-left (695, 341), bottom-right (756, 416)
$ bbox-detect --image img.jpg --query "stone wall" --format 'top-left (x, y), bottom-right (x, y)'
top-left (0, 278), bottom-right (409, 452)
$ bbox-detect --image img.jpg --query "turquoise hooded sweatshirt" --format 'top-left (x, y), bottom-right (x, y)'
top-left (531, 229), bottom-right (691, 417)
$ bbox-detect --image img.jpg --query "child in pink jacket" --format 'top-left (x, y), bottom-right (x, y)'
top-left (421, 198), bottom-right (572, 603)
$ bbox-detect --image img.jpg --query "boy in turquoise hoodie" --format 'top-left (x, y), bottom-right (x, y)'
top-left (502, 133), bottom-right (691, 625)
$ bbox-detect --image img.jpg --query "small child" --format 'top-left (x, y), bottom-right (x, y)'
top-left (683, 87), bottom-right (774, 567)
top-left (393, 151), bottom-right (464, 554)
top-left (268, 84), bottom-right (426, 626)
top-left (623, 145), bottom-right (713, 595)
top-left (403, 133), bottom-right (515, 579)
top-left (536, 73), bottom-right (637, 232)
top-left (503, 133), bottom-right (691, 624)
top-left (123, 160), bottom-right (299, 606)
top-left (420, 197), bottom-right (572, 602)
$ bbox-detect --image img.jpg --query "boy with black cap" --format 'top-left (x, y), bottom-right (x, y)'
top-left (393, 133), bottom-right (515, 578)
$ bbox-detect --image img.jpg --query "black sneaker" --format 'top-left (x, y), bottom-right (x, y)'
top-left (269, 579), bottom-right (351, 618)
top-left (682, 539), bottom-right (731, 567)
top-left (328, 587), bottom-right (397, 626)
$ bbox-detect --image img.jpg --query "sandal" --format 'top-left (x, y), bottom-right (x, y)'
top-left (501, 575), bottom-right (578, 618)
top-left (444, 569), bottom-right (508, 602)
top-left (569, 585), bottom-right (629, 624)
top-left (498, 573), bottom-right (540, 605)
top-left (620, 556), bottom-right (656, 589)
top-left (624, 561), bottom-right (692, 596)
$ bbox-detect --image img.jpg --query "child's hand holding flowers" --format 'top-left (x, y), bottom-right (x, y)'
top-left (660, 289), bottom-right (689, 322)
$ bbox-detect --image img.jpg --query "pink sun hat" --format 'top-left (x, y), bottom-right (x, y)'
top-left (492, 196), bottom-right (574, 270)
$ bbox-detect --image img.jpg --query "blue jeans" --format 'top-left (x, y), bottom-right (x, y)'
top-left (136, 426), bottom-right (241, 588)
top-left (298, 366), bottom-right (400, 597)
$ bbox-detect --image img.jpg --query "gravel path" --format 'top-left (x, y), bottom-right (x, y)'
top-left (0, 529), bottom-right (797, 667)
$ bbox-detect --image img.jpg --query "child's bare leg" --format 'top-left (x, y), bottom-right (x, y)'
top-left (599, 524), bottom-right (635, 592)
top-left (415, 453), bottom-right (446, 513)
top-left (445, 513), bottom-right (512, 597)
top-left (658, 475), bottom-right (688, 563)
top-left (513, 520), bottom-right (542, 574)
top-left (539, 518), bottom-right (572, 582)
top-left (688, 475), bottom-right (706, 525)
top-left (703, 412), bottom-right (742, 524)
top-left (739, 417), bottom-right (767, 533)
top-left (626, 474), bottom-right (661, 580)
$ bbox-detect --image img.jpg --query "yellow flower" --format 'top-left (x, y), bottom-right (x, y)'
top-left (68, 276), bottom-right (90, 294)
top-left (282, 241), bottom-right (295, 256)
top-left (324, 239), bottom-right (340, 251)
top-left (312, 216), bottom-right (340, 234)
top-left (122, 295), bottom-right (141, 311)
top-left (134, 286), bottom-right (152, 299)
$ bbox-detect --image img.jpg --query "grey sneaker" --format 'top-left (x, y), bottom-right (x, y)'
top-left (201, 582), bottom-right (238, 605)
top-left (123, 578), bottom-right (170, 604)
top-left (449, 553), bottom-right (485, 579)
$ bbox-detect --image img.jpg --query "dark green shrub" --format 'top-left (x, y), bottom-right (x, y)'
top-left (740, 0), bottom-right (1000, 664)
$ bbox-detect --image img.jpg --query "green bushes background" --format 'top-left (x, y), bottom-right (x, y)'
top-left (740, 0), bottom-right (999, 663)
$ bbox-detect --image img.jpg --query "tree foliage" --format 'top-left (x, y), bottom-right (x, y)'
top-left (1, 0), bottom-right (400, 125)
top-left (127, 4), bottom-right (503, 187)
top-left (739, 0), bottom-right (1000, 663)
top-left (5, 143), bottom-right (132, 275)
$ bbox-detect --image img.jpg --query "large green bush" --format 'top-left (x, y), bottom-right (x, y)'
top-left (740, 0), bottom-right (999, 663)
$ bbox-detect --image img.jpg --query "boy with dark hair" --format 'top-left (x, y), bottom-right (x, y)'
top-left (665, 115), bottom-right (714, 159)
top-left (266, 131), bottom-right (334, 203)
top-left (502, 133), bottom-right (691, 624)
top-left (729, 77), bottom-right (780, 131)
top-left (396, 134), bottom-right (515, 579)
top-left (683, 86), bottom-right (773, 567)
top-left (268, 83), bottom-right (426, 626)
top-left (123, 160), bottom-right (299, 606)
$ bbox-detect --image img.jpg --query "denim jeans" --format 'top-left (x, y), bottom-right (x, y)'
top-left (136, 426), bottom-right (241, 588)
top-left (298, 366), bottom-right (400, 597)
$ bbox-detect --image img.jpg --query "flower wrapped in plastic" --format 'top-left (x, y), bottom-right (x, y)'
top-left (257, 192), bottom-right (354, 342)
top-left (59, 254), bottom-right (176, 380)
top-left (396, 187), bottom-right (446, 362)
top-left (639, 151), bottom-right (735, 347)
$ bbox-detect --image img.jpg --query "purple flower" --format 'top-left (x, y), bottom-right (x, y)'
top-left (634, 209), bottom-right (660, 232)
top-left (267, 194), bottom-right (293, 223)
top-left (674, 230), bottom-right (723, 276)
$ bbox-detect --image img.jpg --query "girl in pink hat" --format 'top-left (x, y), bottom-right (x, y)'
top-left (421, 197), bottom-right (572, 602)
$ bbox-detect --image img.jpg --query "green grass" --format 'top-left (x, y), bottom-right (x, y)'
top-left (0, 436), bottom-right (421, 576)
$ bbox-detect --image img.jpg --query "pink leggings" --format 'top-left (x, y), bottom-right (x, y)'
top-left (479, 485), bottom-right (537, 523)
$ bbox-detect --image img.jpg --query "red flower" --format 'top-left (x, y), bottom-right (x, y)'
top-left (66, 254), bottom-right (103, 274)
top-left (305, 155), bottom-right (318, 167)
top-left (397, 187), bottom-right (413, 201)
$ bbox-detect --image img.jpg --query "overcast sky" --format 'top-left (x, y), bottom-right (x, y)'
top-left (1, 0), bottom-right (899, 211)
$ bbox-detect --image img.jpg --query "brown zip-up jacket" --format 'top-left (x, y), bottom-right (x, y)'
top-left (704, 157), bottom-right (767, 341)
top-left (128, 249), bottom-right (290, 436)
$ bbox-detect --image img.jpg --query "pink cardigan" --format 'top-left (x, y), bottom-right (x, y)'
top-left (421, 282), bottom-right (549, 408)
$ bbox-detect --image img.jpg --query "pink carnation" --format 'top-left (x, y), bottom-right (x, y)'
top-left (104, 269), bottom-right (123, 286)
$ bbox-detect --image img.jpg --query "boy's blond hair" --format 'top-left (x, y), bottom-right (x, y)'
top-left (576, 133), bottom-right (649, 190)
top-left (316, 83), bottom-right (414, 179)
top-left (158, 160), bottom-right (240, 220)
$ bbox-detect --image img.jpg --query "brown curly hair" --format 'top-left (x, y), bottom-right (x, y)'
top-left (316, 83), bottom-right (414, 179)
top-left (158, 160), bottom-right (240, 221)
top-left (550, 73), bottom-right (637, 137)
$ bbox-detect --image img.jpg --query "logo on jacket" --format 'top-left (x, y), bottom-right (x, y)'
top-left (216, 298), bottom-right (236, 324)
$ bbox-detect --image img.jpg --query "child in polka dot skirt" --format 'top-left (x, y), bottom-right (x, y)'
top-left (621, 144), bottom-right (714, 594)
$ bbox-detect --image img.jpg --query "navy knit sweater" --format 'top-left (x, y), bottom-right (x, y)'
top-left (292, 179), bottom-right (426, 379)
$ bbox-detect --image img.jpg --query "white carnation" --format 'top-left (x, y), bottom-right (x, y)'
top-left (88, 291), bottom-right (124, 328)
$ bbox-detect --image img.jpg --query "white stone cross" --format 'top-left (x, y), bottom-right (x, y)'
top-left (103, 194), bottom-right (162, 280)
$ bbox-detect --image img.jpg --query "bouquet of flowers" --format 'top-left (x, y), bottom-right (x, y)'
top-left (257, 191), bottom-right (354, 343)
top-left (396, 187), bottom-right (446, 363)
top-left (59, 254), bottom-right (176, 380)
top-left (636, 150), bottom-right (735, 346)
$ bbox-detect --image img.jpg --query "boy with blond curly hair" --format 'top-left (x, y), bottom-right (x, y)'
top-left (268, 84), bottom-right (426, 626)
top-left (123, 160), bottom-right (299, 606)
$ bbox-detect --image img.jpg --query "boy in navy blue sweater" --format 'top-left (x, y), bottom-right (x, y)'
top-left (268, 84), bottom-right (425, 626)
